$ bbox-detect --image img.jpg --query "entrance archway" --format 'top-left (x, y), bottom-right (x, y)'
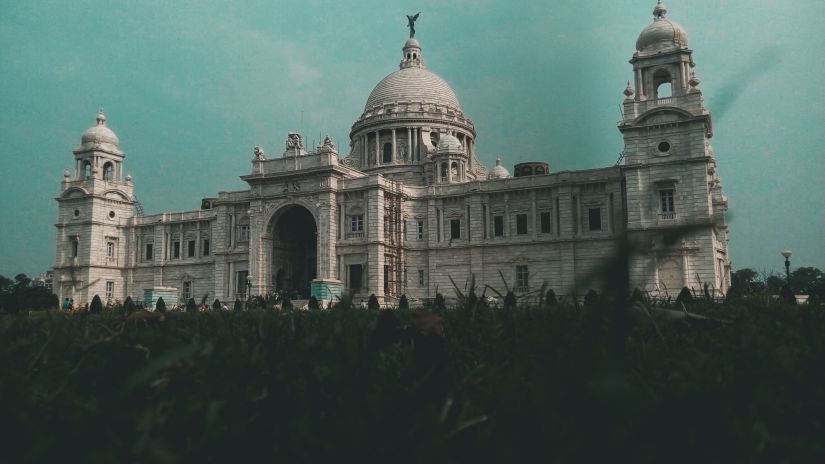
top-left (268, 205), bottom-right (317, 298)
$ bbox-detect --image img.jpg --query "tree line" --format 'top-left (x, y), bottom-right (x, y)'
top-left (0, 274), bottom-right (59, 314)
top-left (731, 266), bottom-right (824, 304)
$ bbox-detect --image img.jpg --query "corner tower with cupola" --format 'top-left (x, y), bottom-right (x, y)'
top-left (620, 2), bottom-right (730, 296)
top-left (54, 109), bottom-right (135, 304)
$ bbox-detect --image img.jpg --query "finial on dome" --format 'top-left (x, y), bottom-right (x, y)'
top-left (96, 106), bottom-right (107, 125)
top-left (624, 81), bottom-right (635, 98)
top-left (653, 1), bottom-right (667, 20)
top-left (495, 157), bottom-right (502, 166)
top-left (63, 169), bottom-right (70, 178)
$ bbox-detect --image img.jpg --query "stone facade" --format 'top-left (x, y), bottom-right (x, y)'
top-left (53, 4), bottom-right (730, 307)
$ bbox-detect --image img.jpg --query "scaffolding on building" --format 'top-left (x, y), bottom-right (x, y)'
top-left (383, 180), bottom-right (406, 297)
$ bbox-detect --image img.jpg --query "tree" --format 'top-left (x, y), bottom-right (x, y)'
top-left (731, 268), bottom-right (763, 294)
top-left (676, 287), bottom-right (694, 304)
top-left (791, 267), bottom-right (825, 304)
top-left (89, 295), bottom-right (103, 314)
top-left (398, 294), bottom-right (409, 311)
top-left (766, 275), bottom-right (785, 295)
top-left (155, 297), bottom-right (167, 313)
top-left (503, 291), bottom-right (517, 310)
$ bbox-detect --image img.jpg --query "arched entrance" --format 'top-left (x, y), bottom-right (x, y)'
top-left (268, 205), bottom-right (317, 298)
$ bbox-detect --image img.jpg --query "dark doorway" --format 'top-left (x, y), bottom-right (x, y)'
top-left (383, 143), bottom-right (392, 163)
top-left (271, 206), bottom-right (317, 298)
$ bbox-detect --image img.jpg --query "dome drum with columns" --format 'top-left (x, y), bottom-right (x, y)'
top-left (346, 32), bottom-right (485, 183)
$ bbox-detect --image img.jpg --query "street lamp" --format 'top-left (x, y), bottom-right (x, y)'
top-left (246, 275), bottom-right (253, 300)
top-left (781, 250), bottom-right (792, 288)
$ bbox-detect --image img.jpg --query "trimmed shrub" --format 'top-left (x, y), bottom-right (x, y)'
top-left (89, 295), bottom-right (103, 314)
top-left (583, 289), bottom-right (599, 307)
top-left (281, 297), bottom-right (293, 311)
top-left (233, 298), bottom-right (242, 312)
top-left (124, 296), bottom-right (136, 314)
top-left (503, 291), bottom-right (517, 310)
top-left (308, 295), bottom-right (320, 311)
top-left (398, 294), bottom-right (409, 311)
top-left (368, 294), bottom-right (380, 311)
top-left (434, 293), bottom-right (445, 312)
top-left (186, 298), bottom-right (197, 312)
top-left (213, 298), bottom-right (222, 311)
top-left (545, 289), bottom-right (558, 306)
top-left (780, 284), bottom-right (797, 305)
top-left (155, 297), bottom-right (167, 313)
top-left (676, 287), bottom-right (694, 305)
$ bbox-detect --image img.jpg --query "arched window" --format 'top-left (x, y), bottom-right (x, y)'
top-left (83, 161), bottom-right (92, 179)
top-left (653, 68), bottom-right (672, 98)
top-left (382, 143), bottom-right (392, 163)
top-left (451, 162), bottom-right (459, 181)
top-left (523, 166), bottom-right (533, 176)
top-left (413, 53), bottom-right (417, 59)
top-left (536, 167), bottom-right (545, 174)
top-left (102, 162), bottom-right (114, 181)
top-left (407, 53), bottom-right (411, 59)
top-left (440, 163), bottom-right (448, 182)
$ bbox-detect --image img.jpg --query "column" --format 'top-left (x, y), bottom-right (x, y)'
top-left (531, 190), bottom-right (538, 239)
top-left (361, 135), bottom-right (367, 167)
top-left (504, 193), bottom-right (510, 238)
top-left (406, 127), bottom-right (411, 163)
top-left (391, 128), bottom-right (397, 164)
top-left (375, 131), bottom-right (380, 166)
top-left (636, 68), bottom-right (643, 98)
top-left (196, 221), bottom-right (201, 257)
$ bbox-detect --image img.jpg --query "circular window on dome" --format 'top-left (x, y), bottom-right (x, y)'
top-left (74, 209), bottom-right (80, 217)
top-left (109, 211), bottom-right (115, 219)
top-left (658, 142), bottom-right (671, 153)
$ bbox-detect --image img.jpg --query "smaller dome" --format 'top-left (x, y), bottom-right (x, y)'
top-left (404, 38), bottom-right (421, 49)
top-left (79, 110), bottom-right (120, 151)
top-left (436, 134), bottom-right (463, 154)
top-left (636, 2), bottom-right (688, 53)
top-left (487, 157), bottom-right (511, 179)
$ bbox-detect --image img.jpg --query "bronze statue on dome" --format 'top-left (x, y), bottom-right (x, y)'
top-left (406, 12), bottom-right (420, 38)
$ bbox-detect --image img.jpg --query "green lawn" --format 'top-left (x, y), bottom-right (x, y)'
top-left (2, 300), bottom-right (824, 463)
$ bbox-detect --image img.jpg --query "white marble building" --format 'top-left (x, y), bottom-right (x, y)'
top-left (53, 3), bottom-right (730, 306)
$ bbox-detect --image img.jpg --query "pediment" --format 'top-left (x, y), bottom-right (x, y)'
top-left (635, 107), bottom-right (693, 126)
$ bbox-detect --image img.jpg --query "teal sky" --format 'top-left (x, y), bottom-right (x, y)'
top-left (1, 0), bottom-right (823, 278)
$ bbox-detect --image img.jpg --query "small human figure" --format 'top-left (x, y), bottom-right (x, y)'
top-left (69, 299), bottom-right (75, 311)
top-left (62, 298), bottom-right (70, 312)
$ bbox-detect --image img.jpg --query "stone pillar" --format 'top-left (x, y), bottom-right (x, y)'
top-left (375, 131), bottom-right (380, 166)
top-left (391, 128), bottom-right (397, 163)
top-left (531, 190), bottom-right (537, 239)
top-left (406, 127), bottom-right (412, 162)
top-left (504, 193), bottom-right (510, 238)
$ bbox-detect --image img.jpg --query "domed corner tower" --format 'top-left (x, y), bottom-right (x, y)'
top-left (54, 109), bottom-right (135, 305)
top-left (346, 28), bottom-right (486, 185)
top-left (619, 2), bottom-right (731, 297)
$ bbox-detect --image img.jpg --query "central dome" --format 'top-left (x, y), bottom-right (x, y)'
top-left (365, 67), bottom-right (461, 111)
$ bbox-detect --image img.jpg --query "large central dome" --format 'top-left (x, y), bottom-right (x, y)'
top-left (365, 67), bottom-right (461, 111)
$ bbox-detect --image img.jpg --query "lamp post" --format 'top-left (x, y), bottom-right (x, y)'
top-left (246, 275), bottom-right (253, 301)
top-left (781, 250), bottom-right (792, 288)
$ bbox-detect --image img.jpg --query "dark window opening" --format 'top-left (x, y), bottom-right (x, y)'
top-left (173, 241), bottom-right (180, 259)
top-left (70, 240), bottom-right (78, 258)
top-left (103, 162), bottom-right (114, 180)
top-left (661, 189), bottom-right (675, 213)
top-left (384, 265), bottom-right (391, 293)
top-left (188, 240), bottom-right (195, 257)
top-left (540, 212), bottom-right (552, 233)
top-left (83, 161), bottom-right (92, 179)
top-left (450, 219), bottom-right (461, 240)
top-left (658, 141), bottom-right (671, 153)
top-left (535, 167), bottom-right (545, 174)
top-left (203, 239), bottom-right (210, 256)
top-left (516, 214), bottom-right (528, 235)
top-left (145, 243), bottom-right (153, 260)
top-left (663, 235), bottom-right (678, 246)
top-left (349, 264), bottom-right (362, 290)
top-left (494, 216), bottom-right (504, 237)
top-left (383, 143), bottom-right (392, 163)
top-left (589, 208), bottom-right (602, 231)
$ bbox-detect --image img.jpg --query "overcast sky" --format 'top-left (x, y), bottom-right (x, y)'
top-left (1, 0), bottom-right (823, 278)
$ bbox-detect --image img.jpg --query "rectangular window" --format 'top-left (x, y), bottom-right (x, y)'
top-left (384, 265), bottom-right (391, 293)
top-left (516, 214), bottom-right (528, 235)
top-left (145, 243), bottom-right (153, 260)
top-left (203, 239), bottom-right (210, 256)
top-left (516, 265), bottom-right (529, 291)
top-left (350, 214), bottom-right (364, 232)
top-left (236, 270), bottom-right (248, 296)
top-left (540, 212), bottom-right (552, 234)
top-left (105, 281), bottom-right (114, 299)
top-left (417, 220), bottom-right (424, 240)
top-left (182, 281), bottom-right (192, 300)
top-left (173, 241), bottom-right (180, 258)
top-left (588, 208), bottom-right (602, 231)
top-left (450, 219), bottom-right (461, 240)
top-left (106, 241), bottom-right (115, 258)
top-left (494, 215), bottom-right (504, 237)
top-left (349, 264), bottom-right (363, 290)
top-left (660, 189), bottom-right (675, 213)
top-left (238, 225), bottom-right (250, 242)
top-left (418, 269), bottom-right (425, 287)
top-left (70, 239), bottom-right (78, 258)
top-left (188, 240), bottom-right (196, 257)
